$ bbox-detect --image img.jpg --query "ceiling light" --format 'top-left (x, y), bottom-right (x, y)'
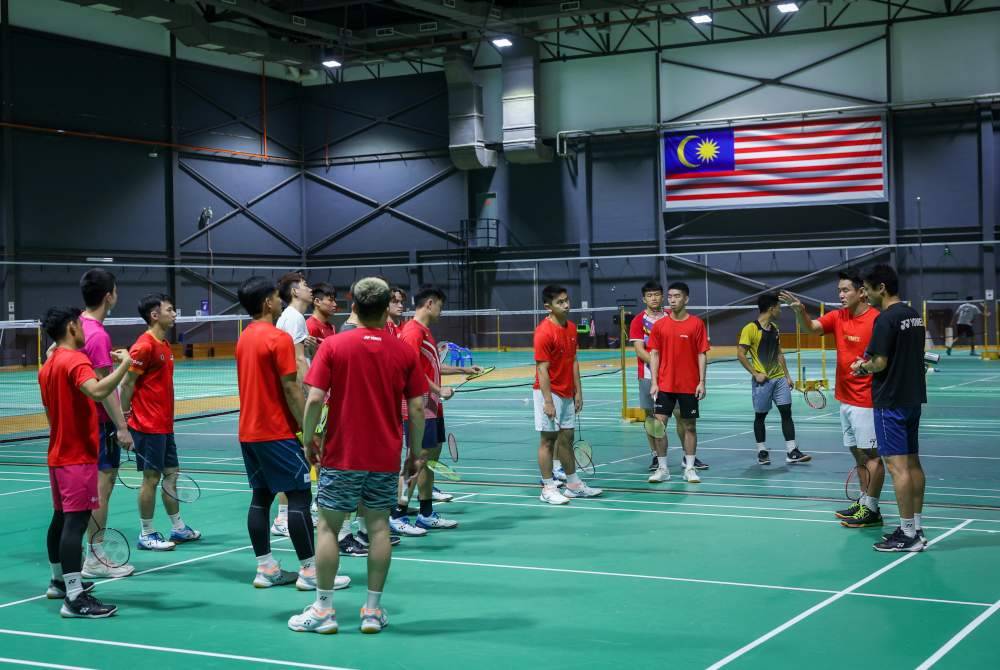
top-left (279, 58), bottom-right (302, 65)
top-left (492, 38), bottom-right (513, 48)
top-left (690, 13), bottom-right (712, 24)
top-left (241, 51), bottom-right (265, 59)
top-left (88, 3), bottom-right (121, 11)
top-left (140, 15), bottom-right (171, 24)
top-left (197, 43), bottom-right (226, 50)
top-left (322, 59), bottom-right (342, 68)
top-left (777, 3), bottom-right (799, 12)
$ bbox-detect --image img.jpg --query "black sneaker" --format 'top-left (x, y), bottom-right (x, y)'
top-left (874, 527), bottom-right (923, 552)
top-left (338, 533), bottom-right (368, 557)
top-left (356, 531), bottom-right (401, 547)
top-left (841, 505), bottom-right (883, 528)
top-left (835, 502), bottom-right (862, 520)
top-left (888, 528), bottom-right (928, 546)
top-left (693, 458), bottom-right (709, 470)
top-left (757, 450), bottom-right (771, 465)
top-left (46, 579), bottom-right (95, 599)
top-left (60, 592), bottom-right (118, 618)
top-left (785, 448), bottom-right (812, 464)
top-left (648, 455), bottom-right (658, 472)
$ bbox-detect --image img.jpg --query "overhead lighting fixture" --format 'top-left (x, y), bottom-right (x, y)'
top-left (690, 13), bottom-right (712, 24)
top-left (86, 257), bottom-right (115, 263)
top-left (87, 3), bottom-right (122, 11)
top-left (197, 43), bottom-right (226, 50)
top-left (492, 38), bottom-right (513, 48)
top-left (322, 59), bottom-right (342, 68)
top-left (777, 3), bottom-right (799, 12)
top-left (279, 58), bottom-right (302, 65)
top-left (140, 15), bottom-right (171, 24)
top-left (241, 51), bottom-right (265, 59)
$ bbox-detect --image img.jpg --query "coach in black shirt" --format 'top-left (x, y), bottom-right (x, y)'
top-left (851, 264), bottom-right (927, 553)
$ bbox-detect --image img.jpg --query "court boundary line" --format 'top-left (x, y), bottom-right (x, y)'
top-left (915, 597), bottom-right (1000, 669)
top-left (705, 520), bottom-right (973, 669)
top-left (0, 658), bottom-right (97, 670)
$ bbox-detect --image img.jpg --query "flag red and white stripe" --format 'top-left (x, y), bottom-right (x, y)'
top-left (663, 115), bottom-right (886, 211)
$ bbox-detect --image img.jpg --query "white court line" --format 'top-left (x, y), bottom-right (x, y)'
top-left (448, 493), bottom-right (479, 502)
top-left (941, 375), bottom-right (1000, 390)
top-left (705, 520), bottom-right (973, 669)
top-left (0, 486), bottom-right (50, 497)
top-left (0, 631), bottom-right (355, 670)
top-left (0, 658), bottom-right (96, 670)
top-left (915, 597), bottom-right (1000, 669)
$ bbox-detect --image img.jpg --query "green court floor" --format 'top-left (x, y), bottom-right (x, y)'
top-left (0, 351), bottom-right (998, 668)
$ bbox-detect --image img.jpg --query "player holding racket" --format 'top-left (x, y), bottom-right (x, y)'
top-left (119, 294), bottom-right (201, 552)
top-left (737, 294), bottom-right (810, 467)
top-left (781, 272), bottom-right (884, 527)
top-left (39, 307), bottom-right (132, 618)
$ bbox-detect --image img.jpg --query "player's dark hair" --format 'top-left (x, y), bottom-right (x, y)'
top-left (137, 293), bottom-right (172, 325)
top-left (238, 276), bottom-right (277, 317)
top-left (414, 286), bottom-right (446, 309)
top-left (667, 282), bottom-right (690, 297)
top-left (757, 293), bottom-right (780, 313)
top-left (641, 280), bottom-right (663, 295)
top-left (80, 268), bottom-right (117, 308)
top-left (312, 282), bottom-right (336, 302)
top-left (838, 270), bottom-right (863, 290)
top-left (966, 295), bottom-right (974, 301)
top-left (542, 285), bottom-right (568, 305)
top-left (43, 306), bottom-right (82, 341)
top-left (863, 264), bottom-right (899, 296)
top-left (390, 286), bottom-right (407, 302)
top-left (277, 271), bottom-right (306, 305)
top-left (353, 278), bottom-right (391, 321)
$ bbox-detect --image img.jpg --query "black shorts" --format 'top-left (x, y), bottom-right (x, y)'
top-left (655, 392), bottom-right (699, 420)
top-left (956, 324), bottom-right (974, 338)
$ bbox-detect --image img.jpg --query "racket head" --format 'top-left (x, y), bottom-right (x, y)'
top-left (447, 432), bottom-right (459, 462)
top-left (317, 404), bottom-right (329, 433)
top-left (845, 466), bottom-right (864, 502)
top-left (644, 416), bottom-right (666, 439)
top-left (90, 527), bottom-right (131, 568)
top-left (804, 388), bottom-right (827, 409)
top-left (466, 365), bottom-right (496, 381)
top-left (426, 459), bottom-right (461, 481)
top-left (117, 449), bottom-right (140, 490)
top-left (162, 472), bottom-right (201, 503)
top-left (574, 439), bottom-right (595, 476)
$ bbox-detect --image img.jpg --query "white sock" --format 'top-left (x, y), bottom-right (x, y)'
top-left (553, 460), bottom-right (563, 470)
top-left (140, 518), bottom-right (155, 535)
top-left (338, 518), bottom-right (352, 541)
top-left (357, 517), bottom-right (367, 534)
top-left (277, 504), bottom-right (288, 520)
top-left (756, 443), bottom-right (766, 453)
top-left (541, 478), bottom-right (556, 488)
top-left (50, 563), bottom-right (63, 581)
top-left (683, 455), bottom-right (695, 468)
top-left (300, 557), bottom-right (315, 571)
top-left (914, 513), bottom-right (922, 531)
top-left (901, 517), bottom-right (916, 538)
top-left (168, 513), bottom-right (185, 531)
top-left (863, 495), bottom-right (880, 512)
top-left (366, 590), bottom-right (382, 610)
top-left (785, 440), bottom-right (797, 454)
top-left (566, 472), bottom-right (582, 485)
top-left (657, 456), bottom-right (667, 470)
top-left (314, 588), bottom-right (334, 612)
top-left (256, 553), bottom-right (277, 569)
top-left (64, 572), bottom-right (84, 601)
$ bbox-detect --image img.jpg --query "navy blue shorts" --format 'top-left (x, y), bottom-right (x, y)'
top-left (240, 439), bottom-right (312, 494)
top-left (131, 430), bottom-right (179, 472)
top-left (97, 421), bottom-right (120, 471)
top-left (874, 406), bottom-right (921, 457)
top-left (404, 416), bottom-right (445, 452)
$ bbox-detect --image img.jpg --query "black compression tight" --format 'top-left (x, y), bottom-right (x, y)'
top-left (47, 510), bottom-right (89, 574)
top-left (754, 405), bottom-right (796, 444)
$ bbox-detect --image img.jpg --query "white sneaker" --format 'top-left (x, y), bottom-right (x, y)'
top-left (389, 516), bottom-right (427, 537)
top-left (271, 518), bottom-right (289, 537)
top-left (648, 467), bottom-right (671, 483)
top-left (291, 567), bottom-right (351, 591)
top-left (540, 486), bottom-right (569, 505)
top-left (137, 531), bottom-right (176, 552)
top-left (552, 466), bottom-right (568, 482)
top-left (288, 605), bottom-right (338, 634)
top-left (334, 574), bottom-right (351, 590)
top-left (81, 556), bottom-right (135, 579)
top-left (683, 467), bottom-right (701, 483)
top-left (431, 487), bottom-right (454, 503)
top-left (415, 512), bottom-right (458, 530)
top-left (563, 483), bottom-right (603, 498)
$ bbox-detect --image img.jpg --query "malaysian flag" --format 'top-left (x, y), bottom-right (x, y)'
top-left (662, 115), bottom-right (886, 211)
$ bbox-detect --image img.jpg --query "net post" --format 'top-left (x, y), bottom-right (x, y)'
top-left (819, 302), bottom-right (827, 386)
top-left (620, 306), bottom-right (627, 420)
top-left (984, 300), bottom-right (990, 352)
top-left (795, 311), bottom-right (803, 387)
top-left (496, 312), bottom-right (501, 352)
top-left (923, 300), bottom-right (929, 348)
top-left (36, 325), bottom-right (42, 369)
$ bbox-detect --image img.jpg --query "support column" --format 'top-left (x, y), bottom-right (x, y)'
top-left (580, 143), bottom-right (593, 307)
top-left (166, 35), bottom-right (179, 312)
top-left (981, 109), bottom-right (997, 299)
top-left (0, 0), bottom-right (15, 319)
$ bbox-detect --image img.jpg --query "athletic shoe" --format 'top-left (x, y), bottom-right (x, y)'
top-left (137, 531), bottom-right (176, 551)
top-left (169, 525), bottom-right (202, 543)
top-left (564, 483), bottom-right (603, 498)
top-left (432, 487), bottom-right (454, 503)
top-left (835, 502), bottom-right (862, 520)
top-left (339, 534), bottom-right (368, 557)
top-left (757, 450), bottom-right (771, 465)
top-left (356, 531), bottom-right (401, 547)
top-left (874, 527), bottom-right (923, 552)
top-left (389, 516), bottom-right (428, 537)
top-left (415, 512), bottom-right (458, 529)
top-left (271, 518), bottom-right (289, 537)
top-left (683, 467), bottom-right (701, 483)
top-left (786, 448), bottom-right (812, 464)
top-left (693, 458), bottom-right (709, 470)
top-left (288, 605), bottom-right (338, 634)
top-left (293, 566), bottom-right (349, 591)
top-left (552, 465), bottom-right (567, 482)
top-left (540, 486), bottom-right (569, 505)
top-left (360, 607), bottom-right (388, 634)
top-left (253, 564), bottom-right (299, 588)
top-left (60, 592), bottom-right (117, 618)
top-left (648, 467), bottom-right (670, 483)
top-left (46, 579), bottom-right (95, 599)
top-left (841, 505), bottom-right (883, 528)
top-left (81, 556), bottom-right (135, 579)
top-left (648, 455), bottom-right (658, 472)
top-left (885, 528), bottom-right (929, 546)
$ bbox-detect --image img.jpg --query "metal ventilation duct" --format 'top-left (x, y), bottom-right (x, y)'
top-left (444, 52), bottom-right (497, 170)
top-left (501, 40), bottom-right (553, 163)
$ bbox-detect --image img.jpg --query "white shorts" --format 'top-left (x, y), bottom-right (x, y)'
top-left (840, 403), bottom-right (878, 451)
top-left (533, 389), bottom-right (576, 432)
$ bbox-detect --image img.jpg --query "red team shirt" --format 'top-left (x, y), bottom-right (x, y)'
top-left (400, 320), bottom-right (442, 419)
top-left (236, 321), bottom-right (299, 443)
top-left (127, 332), bottom-right (175, 434)
top-left (628, 311), bottom-right (665, 380)
top-left (818, 306), bottom-right (879, 408)
top-left (306, 316), bottom-right (336, 341)
top-left (304, 328), bottom-right (427, 472)
top-left (647, 315), bottom-right (710, 395)
top-left (533, 318), bottom-right (578, 398)
top-left (39, 348), bottom-right (99, 467)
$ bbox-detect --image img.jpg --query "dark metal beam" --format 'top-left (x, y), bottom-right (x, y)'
top-left (670, 254), bottom-right (829, 306)
top-left (0, 0), bottom-right (13, 319)
top-left (980, 109), bottom-right (997, 300)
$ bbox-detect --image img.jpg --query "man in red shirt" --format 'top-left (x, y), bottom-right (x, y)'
top-left (288, 277), bottom-right (427, 635)
top-left (39, 306), bottom-right (132, 618)
top-left (781, 271), bottom-right (885, 527)
top-left (307, 283), bottom-right (338, 342)
top-left (119, 294), bottom-right (201, 552)
top-left (648, 282), bottom-right (709, 484)
top-left (534, 285), bottom-right (603, 505)
top-left (236, 277), bottom-right (348, 592)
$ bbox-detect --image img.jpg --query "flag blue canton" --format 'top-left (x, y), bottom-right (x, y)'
top-left (663, 129), bottom-right (735, 175)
